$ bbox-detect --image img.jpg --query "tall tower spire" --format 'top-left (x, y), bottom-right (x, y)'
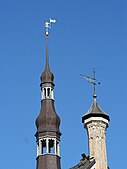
top-left (81, 70), bottom-right (110, 169)
top-left (45, 33), bottom-right (50, 71)
top-left (35, 19), bottom-right (61, 169)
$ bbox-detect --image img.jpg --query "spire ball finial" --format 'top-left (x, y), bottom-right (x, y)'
top-left (45, 18), bottom-right (56, 36)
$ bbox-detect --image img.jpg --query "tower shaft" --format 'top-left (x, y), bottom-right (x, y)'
top-left (85, 117), bottom-right (108, 169)
top-left (82, 98), bottom-right (110, 169)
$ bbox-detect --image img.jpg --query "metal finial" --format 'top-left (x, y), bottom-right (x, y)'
top-left (93, 68), bottom-right (97, 98)
top-left (80, 68), bottom-right (100, 100)
top-left (45, 18), bottom-right (56, 36)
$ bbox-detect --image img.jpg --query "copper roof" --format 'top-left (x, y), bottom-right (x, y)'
top-left (35, 98), bottom-right (61, 136)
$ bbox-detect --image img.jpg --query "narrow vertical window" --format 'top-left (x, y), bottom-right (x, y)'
top-left (44, 88), bottom-right (46, 98)
top-left (56, 141), bottom-right (58, 155)
top-left (51, 88), bottom-right (54, 99)
top-left (47, 88), bottom-right (50, 97)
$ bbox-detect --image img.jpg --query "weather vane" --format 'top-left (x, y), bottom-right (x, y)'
top-left (80, 68), bottom-right (101, 99)
top-left (45, 18), bottom-right (56, 36)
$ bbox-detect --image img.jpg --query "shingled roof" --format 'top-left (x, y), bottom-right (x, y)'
top-left (82, 98), bottom-right (110, 122)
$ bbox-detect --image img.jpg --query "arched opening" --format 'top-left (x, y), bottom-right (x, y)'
top-left (42, 139), bottom-right (46, 154)
top-left (49, 139), bottom-right (55, 153)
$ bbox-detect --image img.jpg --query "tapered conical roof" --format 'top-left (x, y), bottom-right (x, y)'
top-left (40, 35), bottom-right (54, 84)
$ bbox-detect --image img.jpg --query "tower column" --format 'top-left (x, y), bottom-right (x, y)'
top-left (54, 139), bottom-right (57, 155)
top-left (39, 140), bottom-right (42, 155)
top-left (82, 97), bottom-right (110, 169)
top-left (57, 142), bottom-right (60, 156)
top-left (37, 142), bottom-right (39, 157)
top-left (84, 117), bottom-right (109, 169)
top-left (46, 138), bottom-right (49, 154)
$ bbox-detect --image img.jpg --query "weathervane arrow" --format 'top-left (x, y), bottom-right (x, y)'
top-left (80, 74), bottom-right (96, 84)
top-left (80, 69), bottom-right (100, 99)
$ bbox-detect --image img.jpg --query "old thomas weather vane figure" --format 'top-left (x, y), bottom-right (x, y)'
top-left (80, 68), bottom-right (101, 99)
top-left (45, 18), bottom-right (56, 36)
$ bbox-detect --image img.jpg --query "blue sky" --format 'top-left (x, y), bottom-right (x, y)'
top-left (0, 0), bottom-right (126, 169)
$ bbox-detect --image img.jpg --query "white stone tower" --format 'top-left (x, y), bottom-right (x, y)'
top-left (82, 71), bottom-right (110, 169)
